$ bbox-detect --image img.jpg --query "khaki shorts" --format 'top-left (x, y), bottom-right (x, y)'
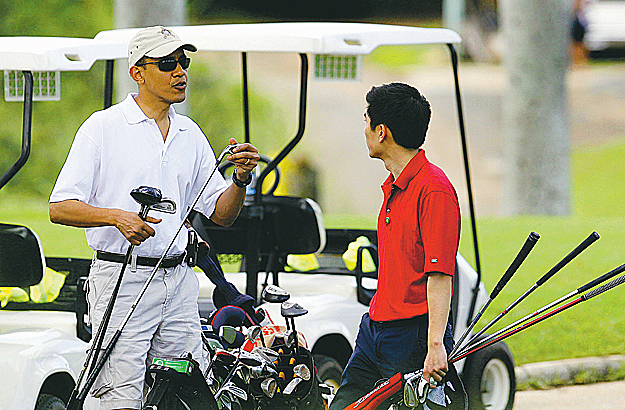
top-left (86, 258), bottom-right (206, 410)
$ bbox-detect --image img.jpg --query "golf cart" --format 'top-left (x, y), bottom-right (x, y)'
top-left (0, 23), bottom-right (514, 410)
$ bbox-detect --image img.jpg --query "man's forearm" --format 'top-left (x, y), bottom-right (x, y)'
top-left (427, 273), bottom-right (453, 348)
top-left (210, 181), bottom-right (246, 227)
top-left (50, 199), bottom-right (119, 228)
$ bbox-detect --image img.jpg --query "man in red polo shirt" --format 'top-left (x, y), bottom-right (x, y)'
top-left (330, 83), bottom-right (466, 410)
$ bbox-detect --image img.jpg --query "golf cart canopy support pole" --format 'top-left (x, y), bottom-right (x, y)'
top-left (104, 60), bottom-right (114, 109)
top-left (447, 43), bottom-right (482, 326)
top-left (245, 53), bottom-right (308, 300)
top-left (242, 52), bottom-right (251, 144)
top-left (0, 71), bottom-right (33, 191)
top-left (253, 53), bottom-right (308, 204)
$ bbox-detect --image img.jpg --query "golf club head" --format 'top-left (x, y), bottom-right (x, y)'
top-left (260, 377), bottom-right (278, 398)
top-left (219, 325), bottom-right (238, 346)
top-left (247, 325), bottom-right (262, 344)
top-left (284, 329), bottom-right (295, 348)
top-left (262, 285), bottom-right (290, 303)
top-left (281, 301), bottom-right (308, 318)
top-left (223, 382), bottom-right (248, 401)
top-left (252, 346), bottom-right (280, 363)
top-left (148, 197), bottom-right (176, 214)
top-left (239, 351), bottom-right (262, 367)
top-left (130, 186), bottom-right (162, 206)
top-left (236, 366), bottom-right (251, 384)
top-left (293, 364), bottom-right (311, 381)
top-left (403, 370), bottom-right (427, 407)
top-left (283, 377), bottom-right (303, 395)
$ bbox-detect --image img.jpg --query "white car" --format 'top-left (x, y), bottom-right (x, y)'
top-left (0, 23), bottom-right (515, 410)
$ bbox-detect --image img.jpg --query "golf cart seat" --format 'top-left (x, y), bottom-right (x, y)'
top-left (0, 223), bottom-right (45, 287)
top-left (191, 195), bottom-right (326, 257)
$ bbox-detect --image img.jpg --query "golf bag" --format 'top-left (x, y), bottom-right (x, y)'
top-left (143, 356), bottom-right (218, 410)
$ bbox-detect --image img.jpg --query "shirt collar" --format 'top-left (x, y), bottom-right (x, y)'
top-left (120, 93), bottom-right (188, 132)
top-left (382, 149), bottom-right (428, 191)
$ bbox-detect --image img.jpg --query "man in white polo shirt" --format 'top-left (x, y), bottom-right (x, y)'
top-left (49, 26), bottom-right (259, 410)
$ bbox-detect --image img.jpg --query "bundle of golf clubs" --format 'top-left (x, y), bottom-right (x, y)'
top-left (342, 230), bottom-right (625, 410)
top-left (191, 284), bottom-right (328, 410)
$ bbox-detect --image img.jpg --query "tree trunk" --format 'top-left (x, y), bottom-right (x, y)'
top-left (500, 0), bottom-right (572, 215)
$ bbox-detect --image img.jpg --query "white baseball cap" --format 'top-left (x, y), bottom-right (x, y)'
top-left (128, 26), bottom-right (197, 68)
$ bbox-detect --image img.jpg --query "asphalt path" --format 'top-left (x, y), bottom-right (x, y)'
top-left (513, 380), bottom-right (625, 409)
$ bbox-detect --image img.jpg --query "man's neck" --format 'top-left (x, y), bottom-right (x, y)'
top-left (383, 148), bottom-right (420, 180)
top-left (133, 94), bottom-right (171, 140)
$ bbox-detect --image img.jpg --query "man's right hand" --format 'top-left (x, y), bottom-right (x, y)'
top-left (113, 210), bottom-right (161, 245)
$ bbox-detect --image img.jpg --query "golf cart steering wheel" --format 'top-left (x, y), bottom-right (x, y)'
top-left (218, 154), bottom-right (281, 196)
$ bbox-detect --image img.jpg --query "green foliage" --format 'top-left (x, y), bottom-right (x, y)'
top-left (188, 60), bottom-right (287, 155)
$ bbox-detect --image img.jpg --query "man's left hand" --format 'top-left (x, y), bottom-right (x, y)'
top-left (226, 137), bottom-right (259, 180)
top-left (423, 343), bottom-right (448, 388)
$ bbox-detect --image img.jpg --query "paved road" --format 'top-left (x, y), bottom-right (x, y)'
top-left (514, 380), bottom-right (625, 409)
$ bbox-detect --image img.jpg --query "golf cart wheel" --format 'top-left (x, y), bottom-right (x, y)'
top-left (218, 154), bottom-right (281, 195)
top-left (313, 354), bottom-right (343, 394)
top-left (461, 340), bottom-right (515, 410)
top-left (35, 393), bottom-right (66, 410)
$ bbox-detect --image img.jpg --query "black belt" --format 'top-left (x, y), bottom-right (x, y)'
top-left (96, 251), bottom-right (185, 269)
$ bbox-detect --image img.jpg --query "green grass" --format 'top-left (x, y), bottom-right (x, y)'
top-left (2, 138), bottom-right (625, 366)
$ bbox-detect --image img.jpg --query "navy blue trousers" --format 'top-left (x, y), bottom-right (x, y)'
top-left (329, 313), bottom-right (454, 410)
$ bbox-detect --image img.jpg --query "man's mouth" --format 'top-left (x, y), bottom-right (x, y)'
top-left (173, 81), bottom-right (187, 90)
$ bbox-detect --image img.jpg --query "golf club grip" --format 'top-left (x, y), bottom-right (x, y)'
top-left (582, 271), bottom-right (625, 301)
top-left (490, 232), bottom-right (540, 299)
top-left (578, 262), bottom-right (625, 293)
top-left (536, 232), bottom-right (600, 286)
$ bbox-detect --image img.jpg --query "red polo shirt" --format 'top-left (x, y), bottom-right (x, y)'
top-left (369, 150), bottom-right (460, 322)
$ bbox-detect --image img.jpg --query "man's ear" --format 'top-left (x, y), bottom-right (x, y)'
top-left (378, 124), bottom-right (387, 142)
top-left (129, 66), bottom-right (144, 84)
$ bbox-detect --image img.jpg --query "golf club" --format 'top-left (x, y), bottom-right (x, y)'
top-left (449, 231), bottom-right (600, 361)
top-left (448, 232), bottom-right (540, 359)
top-left (70, 144), bottom-right (239, 409)
top-left (452, 261), bottom-right (625, 361)
top-left (68, 186), bottom-right (173, 410)
top-left (404, 262), bottom-right (625, 407)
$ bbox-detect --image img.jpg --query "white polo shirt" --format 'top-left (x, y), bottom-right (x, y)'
top-left (50, 93), bottom-right (228, 258)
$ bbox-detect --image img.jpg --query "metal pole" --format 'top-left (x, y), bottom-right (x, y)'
top-left (0, 71), bottom-right (33, 190)
top-left (447, 44), bottom-right (482, 326)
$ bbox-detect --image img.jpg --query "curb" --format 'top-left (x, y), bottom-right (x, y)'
top-left (515, 355), bottom-right (625, 389)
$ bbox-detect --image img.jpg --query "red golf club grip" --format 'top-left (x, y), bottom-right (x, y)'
top-left (490, 232), bottom-right (539, 299)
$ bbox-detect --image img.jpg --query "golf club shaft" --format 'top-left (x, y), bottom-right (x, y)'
top-left (452, 270), bottom-right (625, 363)
top-left (451, 232), bottom-right (599, 361)
top-left (451, 262), bottom-right (625, 361)
top-left (448, 232), bottom-right (539, 358)
top-left (75, 146), bottom-right (234, 403)
top-left (68, 206), bottom-right (149, 410)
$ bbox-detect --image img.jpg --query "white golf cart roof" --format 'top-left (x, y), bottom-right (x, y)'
top-left (0, 23), bottom-right (461, 72)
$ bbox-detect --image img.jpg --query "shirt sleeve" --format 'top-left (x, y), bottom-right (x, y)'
top-left (49, 128), bottom-right (100, 204)
top-left (191, 139), bottom-right (229, 218)
top-left (420, 190), bottom-right (461, 277)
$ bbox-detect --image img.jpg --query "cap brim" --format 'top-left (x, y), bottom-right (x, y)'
top-left (145, 41), bottom-right (197, 59)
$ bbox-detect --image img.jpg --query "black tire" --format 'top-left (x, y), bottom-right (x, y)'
top-left (35, 394), bottom-right (66, 410)
top-left (314, 354), bottom-right (343, 394)
top-left (461, 340), bottom-right (516, 410)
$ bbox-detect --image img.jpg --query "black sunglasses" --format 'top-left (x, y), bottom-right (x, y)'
top-left (136, 55), bottom-right (191, 72)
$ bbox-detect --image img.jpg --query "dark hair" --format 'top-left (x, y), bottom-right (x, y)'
top-left (365, 82), bottom-right (431, 149)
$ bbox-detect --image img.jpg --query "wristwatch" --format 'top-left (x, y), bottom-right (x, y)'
top-left (232, 168), bottom-right (253, 188)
